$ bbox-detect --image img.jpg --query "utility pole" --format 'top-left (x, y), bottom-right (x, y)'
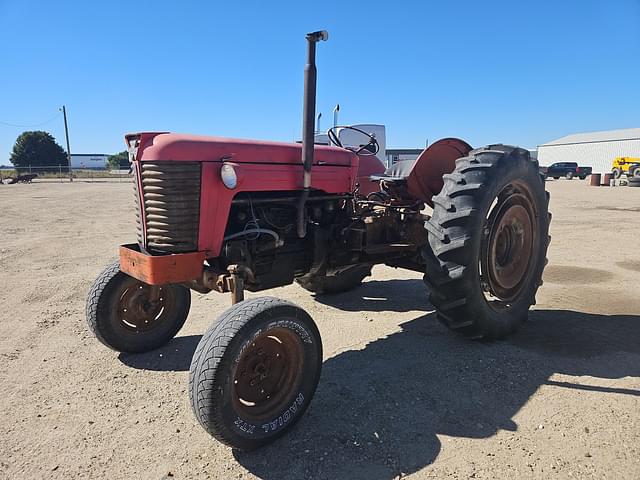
top-left (61, 105), bottom-right (72, 182)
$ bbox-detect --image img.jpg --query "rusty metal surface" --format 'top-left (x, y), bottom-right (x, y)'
top-left (480, 181), bottom-right (537, 302)
top-left (119, 243), bottom-right (205, 285)
top-left (116, 283), bottom-right (175, 332)
top-left (231, 327), bottom-right (304, 421)
top-left (590, 173), bottom-right (602, 186)
top-left (138, 161), bottom-right (201, 253)
top-left (486, 204), bottom-right (533, 298)
top-left (227, 264), bottom-right (251, 304)
top-left (406, 138), bottom-right (472, 207)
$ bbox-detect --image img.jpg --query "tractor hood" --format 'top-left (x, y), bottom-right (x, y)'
top-left (126, 132), bottom-right (356, 167)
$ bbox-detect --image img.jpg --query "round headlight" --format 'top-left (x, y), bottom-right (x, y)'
top-left (220, 163), bottom-right (238, 189)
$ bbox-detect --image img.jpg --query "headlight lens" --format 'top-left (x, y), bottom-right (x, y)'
top-left (220, 163), bottom-right (237, 189)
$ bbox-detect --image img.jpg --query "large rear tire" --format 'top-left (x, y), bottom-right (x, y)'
top-left (85, 261), bottom-right (191, 352)
top-left (612, 168), bottom-right (622, 179)
top-left (296, 264), bottom-right (372, 294)
top-left (424, 145), bottom-right (550, 340)
top-left (189, 297), bottom-right (322, 451)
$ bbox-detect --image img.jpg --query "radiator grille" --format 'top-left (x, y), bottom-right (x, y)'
top-left (134, 162), bottom-right (201, 253)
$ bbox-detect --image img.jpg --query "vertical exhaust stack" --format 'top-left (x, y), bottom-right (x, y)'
top-left (298, 30), bottom-right (328, 238)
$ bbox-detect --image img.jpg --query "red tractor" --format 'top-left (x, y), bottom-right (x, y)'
top-left (86, 31), bottom-right (550, 451)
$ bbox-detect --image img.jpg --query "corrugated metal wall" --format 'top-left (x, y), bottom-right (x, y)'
top-left (537, 139), bottom-right (640, 174)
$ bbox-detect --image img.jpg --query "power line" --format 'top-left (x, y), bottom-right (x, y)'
top-left (0, 112), bottom-right (62, 128)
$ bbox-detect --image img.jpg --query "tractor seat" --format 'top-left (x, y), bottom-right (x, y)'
top-left (370, 159), bottom-right (416, 183)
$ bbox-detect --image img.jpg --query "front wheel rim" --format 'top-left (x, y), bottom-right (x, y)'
top-left (232, 327), bottom-right (304, 422)
top-left (116, 282), bottom-right (174, 332)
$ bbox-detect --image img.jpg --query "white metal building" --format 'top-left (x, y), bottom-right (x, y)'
top-left (537, 128), bottom-right (640, 174)
top-left (70, 153), bottom-right (109, 169)
top-left (386, 148), bottom-right (423, 166)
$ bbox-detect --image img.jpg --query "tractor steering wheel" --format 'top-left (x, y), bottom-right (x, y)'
top-left (327, 126), bottom-right (380, 156)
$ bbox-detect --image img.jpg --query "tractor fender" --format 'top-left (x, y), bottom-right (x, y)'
top-left (406, 138), bottom-right (472, 207)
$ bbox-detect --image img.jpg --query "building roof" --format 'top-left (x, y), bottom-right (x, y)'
top-left (540, 128), bottom-right (640, 147)
top-left (386, 148), bottom-right (424, 155)
top-left (70, 153), bottom-right (109, 157)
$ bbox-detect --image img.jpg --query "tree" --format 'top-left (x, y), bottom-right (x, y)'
top-left (106, 151), bottom-right (129, 170)
top-left (10, 131), bottom-right (67, 170)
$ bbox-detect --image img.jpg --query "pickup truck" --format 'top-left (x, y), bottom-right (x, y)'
top-left (540, 162), bottom-right (592, 180)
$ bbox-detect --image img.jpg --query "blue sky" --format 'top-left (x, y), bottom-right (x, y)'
top-left (1, 0), bottom-right (639, 162)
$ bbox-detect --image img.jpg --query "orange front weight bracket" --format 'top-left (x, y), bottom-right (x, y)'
top-left (119, 243), bottom-right (205, 285)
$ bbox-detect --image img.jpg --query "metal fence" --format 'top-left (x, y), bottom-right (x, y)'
top-left (0, 165), bottom-right (132, 183)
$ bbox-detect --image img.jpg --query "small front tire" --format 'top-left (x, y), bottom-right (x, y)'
top-left (189, 297), bottom-right (322, 451)
top-left (85, 261), bottom-right (191, 353)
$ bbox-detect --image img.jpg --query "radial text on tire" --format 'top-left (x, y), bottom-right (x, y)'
top-left (85, 261), bottom-right (191, 353)
top-left (189, 297), bottom-right (323, 451)
top-left (423, 145), bottom-right (550, 340)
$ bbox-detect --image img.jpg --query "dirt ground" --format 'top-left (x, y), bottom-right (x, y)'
top-left (0, 179), bottom-right (639, 480)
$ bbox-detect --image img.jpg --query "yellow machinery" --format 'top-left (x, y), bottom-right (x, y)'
top-left (612, 157), bottom-right (640, 178)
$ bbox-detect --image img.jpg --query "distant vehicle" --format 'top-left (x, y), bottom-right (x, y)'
top-left (611, 157), bottom-right (640, 179)
top-left (3, 174), bottom-right (38, 184)
top-left (540, 162), bottom-right (591, 180)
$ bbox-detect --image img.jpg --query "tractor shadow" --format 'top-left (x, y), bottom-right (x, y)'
top-left (118, 335), bottom-right (201, 371)
top-left (119, 278), bottom-right (430, 371)
top-left (313, 278), bottom-right (432, 312)
top-left (234, 309), bottom-right (640, 480)
top-left (117, 277), bottom-right (433, 372)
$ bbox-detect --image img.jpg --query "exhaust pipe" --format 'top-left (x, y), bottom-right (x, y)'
top-left (297, 30), bottom-right (328, 238)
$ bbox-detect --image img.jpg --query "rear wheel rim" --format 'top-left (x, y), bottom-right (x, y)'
top-left (232, 327), bottom-right (304, 421)
top-left (481, 181), bottom-right (538, 304)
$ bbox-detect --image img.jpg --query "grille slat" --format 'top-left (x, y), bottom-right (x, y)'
top-left (134, 162), bottom-right (201, 253)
